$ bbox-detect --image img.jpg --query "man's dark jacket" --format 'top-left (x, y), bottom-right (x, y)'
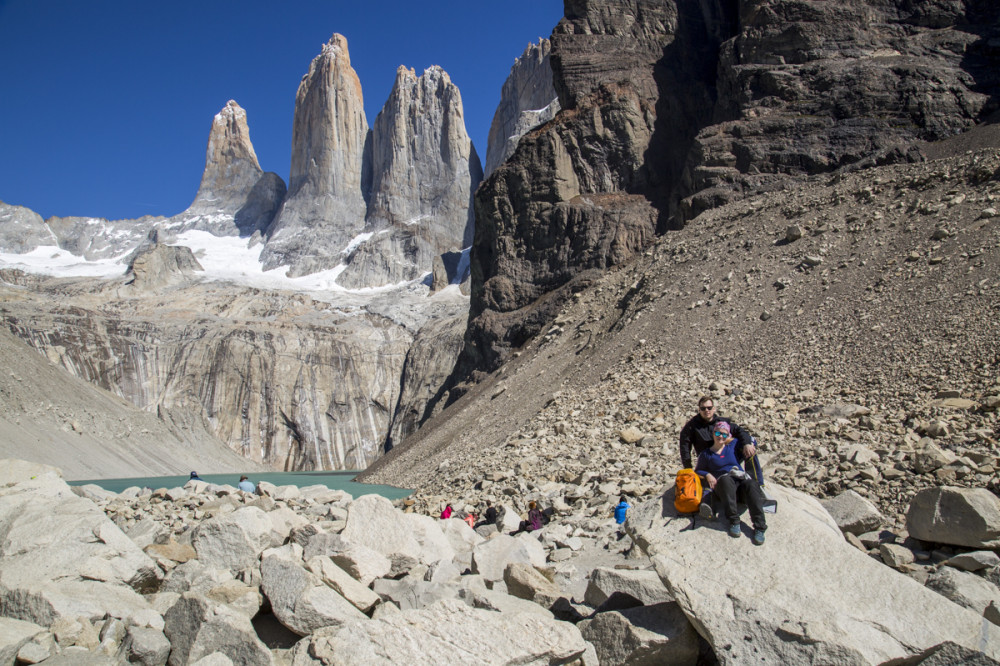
top-left (678, 414), bottom-right (752, 469)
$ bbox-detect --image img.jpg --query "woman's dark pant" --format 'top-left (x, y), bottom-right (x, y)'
top-left (715, 474), bottom-right (767, 531)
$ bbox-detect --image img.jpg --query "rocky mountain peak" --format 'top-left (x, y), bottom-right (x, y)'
top-left (260, 33), bottom-right (371, 277)
top-left (334, 62), bottom-right (482, 288)
top-left (484, 39), bottom-right (560, 177)
top-left (166, 100), bottom-right (285, 238)
top-left (199, 100), bottom-right (262, 194)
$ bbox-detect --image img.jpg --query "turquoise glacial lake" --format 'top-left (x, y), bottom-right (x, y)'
top-left (69, 470), bottom-right (412, 501)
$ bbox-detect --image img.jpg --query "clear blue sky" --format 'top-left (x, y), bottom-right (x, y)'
top-left (0, 1), bottom-right (563, 221)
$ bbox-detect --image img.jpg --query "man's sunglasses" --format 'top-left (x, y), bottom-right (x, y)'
top-left (699, 405), bottom-right (714, 411)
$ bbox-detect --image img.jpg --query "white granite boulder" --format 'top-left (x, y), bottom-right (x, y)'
top-left (341, 495), bottom-right (454, 567)
top-left (583, 567), bottom-right (673, 608)
top-left (163, 592), bottom-right (271, 666)
top-left (260, 545), bottom-right (365, 636)
top-left (470, 534), bottom-right (547, 582)
top-left (578, 602), bottom-right (699, 665)
top-left (0, 617), bottom-right (46, 665)
top-left (303, 532), bottom-right (392, 586)
top-left (631, 484), bottom-right (1000, 664)
top-left (305, 556), bottom-right (381, 614)
top-left (0, 461), bottom-right (159, 626)
top-left (191, 506), bottom-right (272, 571)
top-left (820, 489), bottom-right (884, 536)
top-left (926, 567), bottom-right (1000, 626)
top-left (906, 486), bottom-right (1000, 549)
top-left (287, 598), bottom-right (587, 665)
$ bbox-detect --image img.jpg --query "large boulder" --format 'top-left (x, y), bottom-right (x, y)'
top-left (0, 460), bottom-right (158, 626)
top-left (260, 546), bottom-right (365, 636)
top-left (470, 534), bottom-right (546, 582)
top-left (906, 487), bottom-right (1000, 549)
top-left (287, 598), bottom-right (587, 665)
top-left (630, 484), bottom-right (1000, 664)
top-left (0, 617), bottom-right (46, 665)
top-left (303, 533), bottom-right (392, 586)
top-left (191, 507), bottom-right (272, 571)
top-left (926, 567), bottom-right (1000, 626)
top-left (305, 557), bottom-right (381, 614)
top-left (341, 495), bottom-right (454, 567)
top-left (578, 602), bottom-right (700, 665)
top-left (162, 593), bottom-right (271, 666)
top-left (820, 490), bottom-right (884, 536)
top-left (583, 567), bottom-right (672, 608)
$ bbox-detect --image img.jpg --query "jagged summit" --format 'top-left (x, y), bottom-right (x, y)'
top-left (334, 63), bottom-right (482, 289)
top-left (167, 99), bottom-right (286, 238)
top-left (484, 39), bottom-right (559, 177)
top-left (260, 33), bottom-right (371, 277)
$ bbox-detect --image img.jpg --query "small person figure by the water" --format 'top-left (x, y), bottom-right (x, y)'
top-left (238, 475), bottom-right (255, 493)
top-left (189, 471), bottom-right (202, 481)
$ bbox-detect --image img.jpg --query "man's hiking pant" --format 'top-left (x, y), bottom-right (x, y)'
top-left (716, 474), bottom-right (767, 531)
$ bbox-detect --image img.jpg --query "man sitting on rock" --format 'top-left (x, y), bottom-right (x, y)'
top-left (679, 396), bottom-right (755, 468)
top-left (695, 421), bottom-right (767, 545)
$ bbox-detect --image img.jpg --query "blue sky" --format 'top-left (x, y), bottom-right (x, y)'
top-left (0, 1), bottom-right (563, 221)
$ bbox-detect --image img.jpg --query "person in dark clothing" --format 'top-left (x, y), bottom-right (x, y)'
top-left (679, 396), bottom-right (756, 468)
top-left (696, 421), bottom-right (767, 545)
top-left (475, 500), bottom-right (498, 529)
top-left (189, 471), bottom-right (202, 481)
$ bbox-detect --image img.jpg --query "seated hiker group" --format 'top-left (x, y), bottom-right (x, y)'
top-left (677, 395), bottom-right (769, 546)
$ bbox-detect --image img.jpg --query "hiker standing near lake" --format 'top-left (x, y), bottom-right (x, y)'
top-left (696, 421), bottom-right (767, 545)
top-left (679, 396), bottom-right (755, 468)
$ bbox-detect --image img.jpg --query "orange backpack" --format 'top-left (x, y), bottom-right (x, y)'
top-left (674, 468), bottom-right (703, 514)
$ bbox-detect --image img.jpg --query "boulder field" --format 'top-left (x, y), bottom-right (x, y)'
top-left (1, 458), bottom-right (999, 665)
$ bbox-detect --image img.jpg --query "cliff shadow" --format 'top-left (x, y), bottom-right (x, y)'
top-left (643, 0), bottom-right (739, 233)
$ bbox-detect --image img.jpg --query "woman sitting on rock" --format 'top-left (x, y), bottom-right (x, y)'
top-left (513, 501), bottom-right (543, 534)
top-left (695, 421), bottom-right (768, 545)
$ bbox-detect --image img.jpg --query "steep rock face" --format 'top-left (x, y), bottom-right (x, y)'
top-left (0, 201), bottom-right (54, 253)
top-left (0, 274), bottom-right (467, 471)
top-left (167, 100), bottom-right (286, 237)
top-left (46, 215), bottom-right (166, 261)
top-left (0, 327), bottom-right (265, 481)
top-left (685, 0), bottom-right (1000, 218)
top-left (458, 0), bottom-right (1000, 382)
top-left (484, 40), bottom-right (560, 178)
top-left (462, 0), bottom-right (680, 378)
top-left (261, 34), bottom-right (371, 277)
top-left (335, 66), bottom-right (482, 289)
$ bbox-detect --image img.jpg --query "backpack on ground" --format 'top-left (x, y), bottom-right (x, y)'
top-left (674, 468), bottom-right (703, 514)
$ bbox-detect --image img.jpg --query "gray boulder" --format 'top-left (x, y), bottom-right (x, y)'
top-left (907, 487), bottom-right (1000, 549)
top-left (260, 546), bottom-right (365, 636)
top-left (303, 532), bottom-right (392, 586)
top-left (470, 534), bottom-right (546, 582)
top-left (305, 556), bottom-right (381, 614)
top-left (124, 625), bottom-right (171, 666)
top-left (0, 460), bottom-right (158, 626)
top-left (0, 617), bottom-right (45, 665)
top-left (503, 563), bottom-right (563, 608)
top-left (820, 490), bottom-right (884, 536)
top-left (631, 484), bottom-right (1000, 663)
top-left (162, 592), bottom-right (271, 666)
top-left (287, 598), bottom-right (587, 665)
top-left (578, 602), bottom-right (700, 665)
top-left (191, 506), bottom-right (272, 571)
top-left (926, 567), bottom-right (1000, 626)
top-left (584, 567), bottom-right (673, 608)
top-left (341, 494), bottom-right (453, 567)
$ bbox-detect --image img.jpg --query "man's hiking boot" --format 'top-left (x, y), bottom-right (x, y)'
top-left (752, 529), bottom-right (765, 546)
top-left (728, 523), bottom-right (741, 538)
top-left (699, 502), bottom-right (713, 520)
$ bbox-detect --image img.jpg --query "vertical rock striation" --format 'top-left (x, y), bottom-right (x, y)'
top-left (335, 66), bottom-right (482, 289)
top-left (484, 39), bottom-right (560, 178)
top-left (168, 100), bottom-right (286, 237)
top-left (261, 34), bottom-right (372, 277)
